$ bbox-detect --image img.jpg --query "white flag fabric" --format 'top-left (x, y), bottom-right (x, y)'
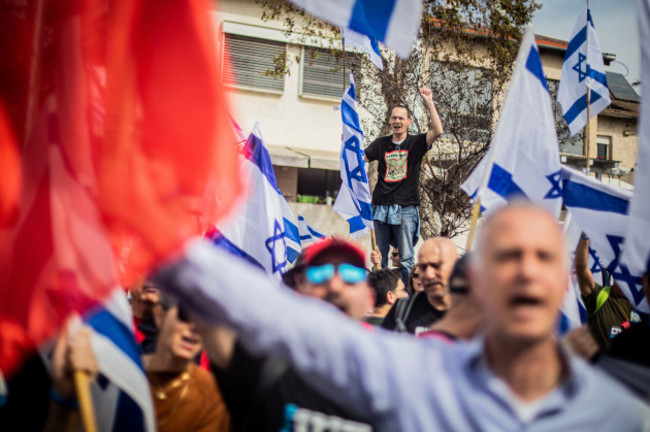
top-left (213, 124), bottom-right (301, 279)
top-left (558, 7), bottom-right (611, 136)
top-left (334, 74), bottom-right (373, 238)
top-left (461, 26), bottom-right (563, 217)
top-left (297, 214), bottom-right (327, 245)
top-left (621, 0), bottom-right (650, 280)
top-left (561, 166), bottom-right (648, 313)
top-left (341, 27), bottom-right (383, 70)
top-left (287, 0), bottom-right (422, 58)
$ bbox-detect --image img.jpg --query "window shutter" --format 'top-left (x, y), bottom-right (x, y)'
top-left (224, 34), bottom-right (285, 92)
top-left (302, 48), bottom-right (360, 98)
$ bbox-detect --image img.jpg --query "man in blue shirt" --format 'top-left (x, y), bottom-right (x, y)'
top-left (156, 203), bottom-right (650, 430)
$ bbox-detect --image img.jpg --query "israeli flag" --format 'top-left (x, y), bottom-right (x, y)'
top-left (297, 214), bottom-right (326, 245)
top-left (561, 166), bottom-right (648, 313)
top-left (558, 6), bottom-right (611, 136)
top-left (334, 74), bottom-right (373, 238)
top-left (287, 0), bottom-right (422, 58)
top-left (621, 0), bottom-right (650, 281)
top-left (461, 26), bottom-right (563, 217)
top-left (341, 27), bottom-right (383, 70)
top-left (83, 291), bottom-right (155, 432)
top-left (213, 124), bottom-right (301, 279)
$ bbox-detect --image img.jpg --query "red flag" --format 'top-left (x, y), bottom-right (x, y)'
top-left (0, 104), bottom-right (21, 227)
top-left (0, 0), bottom-right (242, 375)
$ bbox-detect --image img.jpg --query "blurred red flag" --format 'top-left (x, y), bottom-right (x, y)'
top-left (0, 104), bottom-right (21, 227)
top-left (0, 0), bottom-right (242, 375)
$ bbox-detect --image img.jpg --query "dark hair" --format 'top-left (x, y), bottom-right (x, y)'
top-left (449, 253), bottom-right (471, 295)
top-left (407, 266), bottom-right (419, 296)
top-left (391, 106), bottom-right (412, 119)
top-left (368, 268), bottom-right (402, 308)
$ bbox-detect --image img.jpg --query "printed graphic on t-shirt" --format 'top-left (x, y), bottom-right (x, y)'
top-left (384, 149), bottom-right (408, 182)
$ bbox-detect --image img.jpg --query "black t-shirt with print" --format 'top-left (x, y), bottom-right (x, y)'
top-left (364, 133), bottom-right (430, 206)
top-left (212, 341), bottom-right (374, 432)
top-left (380, 291), bottom-right (446, 334)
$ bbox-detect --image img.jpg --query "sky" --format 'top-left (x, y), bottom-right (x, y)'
top-left (532, 0), bottom-right (641, 86)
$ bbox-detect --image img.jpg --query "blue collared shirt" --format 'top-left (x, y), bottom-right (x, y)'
top-left (157, 240), bottom-right (650, 432)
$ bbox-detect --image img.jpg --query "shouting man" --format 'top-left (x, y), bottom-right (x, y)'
top-left (364, 88), bottom-right (443, 286)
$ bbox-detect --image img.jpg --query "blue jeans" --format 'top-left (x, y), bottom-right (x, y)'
top-left (373, 205), bottom-right (420, 286)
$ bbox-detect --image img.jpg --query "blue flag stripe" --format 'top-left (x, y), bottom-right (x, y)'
top-left (342, 99), bottom-right (364, 135)
top-left (86, 309), bottom-right (142, 366)
top-left (349, 0), bottom-right (397, 41)
top-left (565, 25), bottom-right (587, 59)
top-left (563, 180), bottom-right (629, 214)
top-left (525, 47), bottom-right (549, 92)
top-left (249, 134), bottom-right (280, 192)
top-left (488, 163), bottom-right (528, 200)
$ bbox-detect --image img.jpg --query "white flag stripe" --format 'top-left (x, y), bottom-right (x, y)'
top-left (216, 124), bottom-right (301, 279)
top-left (558, 7), bottom-right (611, 136)
top-left (621, 0), bottom-right (650, 278)
top-left (341, 27), bottom-right (383, 70)
top-left (334, 74), bottom-right (373, 238)
top-left (561, 166), bottom-right (648, 313)
top-left (462, 26), bottom-right (563, 218)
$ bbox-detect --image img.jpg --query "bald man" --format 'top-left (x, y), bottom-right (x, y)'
top-left (155, 203), bottom-right (650, 430)
top-left (380, 237), bottom-right (458, 334)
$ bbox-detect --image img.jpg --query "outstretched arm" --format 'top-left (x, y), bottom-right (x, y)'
top-left (152, 240), bottom-right (431, 416)
top-left (419, 87), bottom-right (443, 146)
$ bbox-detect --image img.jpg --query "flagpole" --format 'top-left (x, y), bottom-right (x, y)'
top-left (370, 229), bottom-right (379, 270)
top-left (585, 0), bottom-right (591, 174)
top-left (74, 370), bottom-right (98, 432)
top-left (585, 88), bottom-right (591, 173)
top-left (342, 28), bottom-right (347, 93)
top-left (465, 199), bottom-right (481, 251)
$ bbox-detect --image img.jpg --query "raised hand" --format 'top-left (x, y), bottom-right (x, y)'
top-left (419, 87), bottom-right (434, 106)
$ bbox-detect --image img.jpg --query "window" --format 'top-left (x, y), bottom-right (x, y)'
top-left (297, 168), bottom-right (342, 202)
top-left (597, 135), bottom-right (611, 159)
top-left (548, 80), bottom-right (585, 156)
top-left (430, 62), bottom-right (493, 139)
top-left (223, 34), bottom-right (285, 92)
top-left (301, 47), bottom-right (361, 99)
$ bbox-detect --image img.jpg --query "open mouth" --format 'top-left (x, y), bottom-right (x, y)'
top-left (180, 334), bottom-right (200, 350)
top-left (509, 295), bottom-right (544, 308)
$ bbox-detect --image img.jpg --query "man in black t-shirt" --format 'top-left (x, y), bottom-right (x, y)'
top-left (381, 237), bottom-right (456, 334)
top-left (365, 87), bottom-right (443, 285)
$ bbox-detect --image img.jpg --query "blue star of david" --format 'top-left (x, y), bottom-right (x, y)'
top-left (605, 235), bottom-right (645, 305)
top-left (572, 53), bottom-right (588, 82)
top-left (265, 220), bottom-right (287, 274)
top-left (543, 170), bottom-right (562, 199)
top-left (344, 135), bottom-right (368, 186)
top-left (588, 247), bottom-right (602, 274)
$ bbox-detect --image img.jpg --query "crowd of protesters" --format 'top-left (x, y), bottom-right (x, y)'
top-left (2, 203), bottom-right (650, 431)
top-left (2, 94), bottom-right (650, 431)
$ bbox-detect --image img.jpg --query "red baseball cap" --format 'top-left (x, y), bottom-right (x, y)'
top-left (302, 238), bottom-right (366, 268)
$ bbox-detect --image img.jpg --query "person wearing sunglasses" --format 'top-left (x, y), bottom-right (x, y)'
top-left (406, 266), bottom-right (424, 296)
top-left (198, 238), bottom-right (376, 432)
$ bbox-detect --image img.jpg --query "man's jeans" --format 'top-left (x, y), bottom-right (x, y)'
top-left (373, 205), bottom-right (420, 286)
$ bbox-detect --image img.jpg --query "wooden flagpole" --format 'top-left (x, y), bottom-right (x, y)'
top-left (585, 88), bottom-right (591, 173)
top-left (465, 199), bottom-right (481, 251)
top-left (74, 371), bottom-right (98, 432)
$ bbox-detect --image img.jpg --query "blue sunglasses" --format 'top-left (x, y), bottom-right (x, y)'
top-left (305, 263), bottom-right (367, 284)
